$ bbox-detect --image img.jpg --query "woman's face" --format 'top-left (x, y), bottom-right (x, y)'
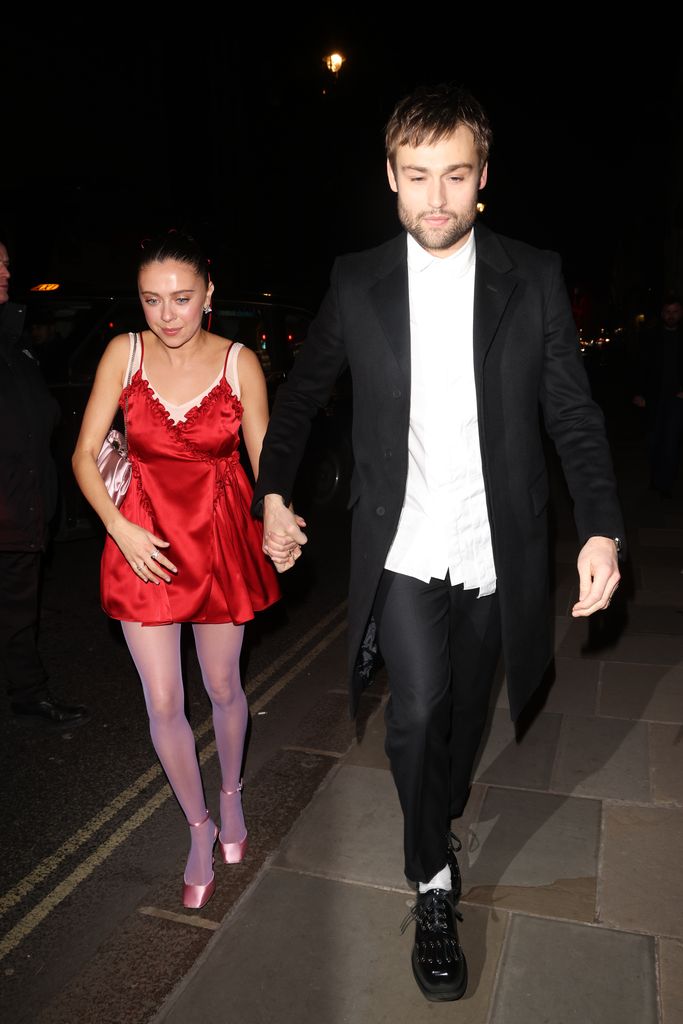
top-left (138, 258), bottom-right (213, 346)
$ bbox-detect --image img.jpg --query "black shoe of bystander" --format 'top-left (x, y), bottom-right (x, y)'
top-left (11, 693), bottom-right (89, 725)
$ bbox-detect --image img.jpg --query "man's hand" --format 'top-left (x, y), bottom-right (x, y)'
top-left (572, 536), bottom-right (620, 617)
top-left (262, 494), bottom-right (308, 573)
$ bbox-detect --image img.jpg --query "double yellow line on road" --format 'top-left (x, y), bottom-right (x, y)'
top-left (0, 601), bottom-right (347, 961)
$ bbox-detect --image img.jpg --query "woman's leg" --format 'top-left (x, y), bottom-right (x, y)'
top-left (192, 622), bottom-right (248, 844)
top-left (121, 621), bottom-right (215, 885)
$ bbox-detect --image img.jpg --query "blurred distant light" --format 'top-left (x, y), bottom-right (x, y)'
top-left (31, 283), bottom-right (60, 291)
top-left (323, 52), bottom-right (345, 76)
top-left (636, 313), bottom-right (646, 323)
top-left (476, 202), bottom-right (486, 213)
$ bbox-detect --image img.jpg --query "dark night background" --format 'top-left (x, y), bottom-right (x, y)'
top-left (4, 16), bottom-right (683, 326)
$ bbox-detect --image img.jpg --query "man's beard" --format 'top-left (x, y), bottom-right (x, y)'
top-left (397, 199), bottom-right (478, 253)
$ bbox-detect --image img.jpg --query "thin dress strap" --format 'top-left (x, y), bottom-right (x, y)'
top-left (126, 330), bottom-right (143, 382)
top-left (221, 340), bottom-right (234, 378)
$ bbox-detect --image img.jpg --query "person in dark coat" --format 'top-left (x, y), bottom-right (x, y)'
top-left (0, 239), bottom-right (88, 725)
top-left (252, 85), bottom-right (624, 1002)
top-left (632, 295), bottom-right (683, 497)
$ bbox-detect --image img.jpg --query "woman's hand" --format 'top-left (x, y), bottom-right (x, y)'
top-left (108, 518), bottom-right (177, 584)
top-left (262, 495), bottom-right (307, 573)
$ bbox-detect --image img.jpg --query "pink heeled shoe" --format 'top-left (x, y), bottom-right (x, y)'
top-left (218, 781), bottom-right (248, 864)
top-left (182, 809), bottom-right (218, 909)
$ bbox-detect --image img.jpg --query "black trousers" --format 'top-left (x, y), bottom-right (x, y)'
top-left (373, 570), bottom-right (502, 883)
top-left (0, 550), bottom-right (49, 704)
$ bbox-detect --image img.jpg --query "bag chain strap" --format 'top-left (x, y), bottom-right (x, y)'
top-left (123, 332), bottom-right (138, 452)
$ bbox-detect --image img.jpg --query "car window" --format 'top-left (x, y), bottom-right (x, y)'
top-left (24, 298), bottom-right (111, 385)
top-left (69, 299), bottom-right (147, 383)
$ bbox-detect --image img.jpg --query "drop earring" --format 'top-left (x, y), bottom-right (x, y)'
top-left (202, 305), bottom-right (212, 314)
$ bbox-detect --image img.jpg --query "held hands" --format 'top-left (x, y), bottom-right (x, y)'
top-left (571, 536), bottom-right (620, 617)
top-left (109, 518), bottom-right (177, 585)
top-left (262, 494), bottom-right (307, 573)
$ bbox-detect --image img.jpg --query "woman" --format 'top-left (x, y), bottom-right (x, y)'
top-left (73, 231), bottom-right (300, 909)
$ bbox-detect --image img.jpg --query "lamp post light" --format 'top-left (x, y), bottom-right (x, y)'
top-left (323, 52), bottom-right (345, 78)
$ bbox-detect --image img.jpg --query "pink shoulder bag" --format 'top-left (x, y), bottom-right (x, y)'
top-left (96, 333), bottom-right (138, 508)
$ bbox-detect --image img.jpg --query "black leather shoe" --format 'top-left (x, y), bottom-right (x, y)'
top-left (11, 694), bottom-right (89, 725)
top-left (402, 888), bottom-right (467, 1002)
top-left (447, 831), bottom-right (463, 902)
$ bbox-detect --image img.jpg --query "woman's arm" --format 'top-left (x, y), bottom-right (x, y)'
top-left (71, 334), bottom-right (133, 533)
top-left (72, 334), bottom-right (176, 583)
top-left (237, 346), bottom-right (271, 480)
top-left (238, 346), bottom-right (305, 571)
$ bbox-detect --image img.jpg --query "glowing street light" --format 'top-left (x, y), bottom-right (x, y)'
top-left (323, 52), bottom-right (345, 77)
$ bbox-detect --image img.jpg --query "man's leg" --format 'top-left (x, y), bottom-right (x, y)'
top-left (447, 585), bottom-right (502, 820)
top-left (373, 570), bottom-right (453, 885)
top-left (374, 572), bottom-right (492, 1002)
top-left (0, 550), bottom-right (49, 704)
top-left (1, 550), bottom-right (88, 724)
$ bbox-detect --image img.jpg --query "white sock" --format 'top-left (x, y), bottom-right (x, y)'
top-left (418, 863), bottom-right (451, 894)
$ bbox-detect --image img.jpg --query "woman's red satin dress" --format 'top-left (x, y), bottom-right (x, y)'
top-left (100, 347), bottom-right (280, 625)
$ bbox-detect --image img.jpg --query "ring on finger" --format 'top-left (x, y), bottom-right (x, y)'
top-left (150, 549), bottom-right (160, 561)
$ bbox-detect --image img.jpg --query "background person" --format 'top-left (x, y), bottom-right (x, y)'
top-left (0, 239), bottom-right (88, 726)
top-left (253, 84), bottom-right (624, 1002)
top-left (632, 295), bottom-right (683, 497)
top-left (72, 231), bottom-right (294, 909)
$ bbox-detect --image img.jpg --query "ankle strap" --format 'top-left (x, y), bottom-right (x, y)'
top-left (221, 780), bottom-right (243, 796)
top-left (187, 809), bottom-right (211, 828)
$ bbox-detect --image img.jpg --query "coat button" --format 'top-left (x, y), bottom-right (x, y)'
top-left (376, 506), bottom-right (385, 516)
top-left (392, 388), bottom-right (401, 399)
top-left (384, 448), bottom-right (392, 459)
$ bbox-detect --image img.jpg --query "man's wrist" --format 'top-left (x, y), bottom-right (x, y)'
top-left (264, 493), bottom-right (287, 509)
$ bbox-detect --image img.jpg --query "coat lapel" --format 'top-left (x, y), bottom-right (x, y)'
top-left (473, 223), bottom-right (519, 377)
top-left (369, 236), bottom-right (411, 385)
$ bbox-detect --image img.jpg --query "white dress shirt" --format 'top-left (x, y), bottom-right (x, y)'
top-left (384, 230), bottom-right (497, 597)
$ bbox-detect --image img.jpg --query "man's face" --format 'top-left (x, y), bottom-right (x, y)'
top-left (661, 302), bottom-right (683, 329)
top-left (0, 243), bottom-right (10, 305)
top-left (387, 126), bottom-right (487, 258)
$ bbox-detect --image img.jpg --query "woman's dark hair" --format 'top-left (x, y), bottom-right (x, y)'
top-left (137, 230), bottom-right (210, 286)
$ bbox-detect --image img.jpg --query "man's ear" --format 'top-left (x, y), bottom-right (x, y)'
top-left (479, 162), bottom-right (488, 190)
top-left (387, 158), bottom-right (398, 194)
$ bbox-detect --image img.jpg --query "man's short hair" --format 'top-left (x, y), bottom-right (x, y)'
top-left (385, 83), bottom-right (493, 172)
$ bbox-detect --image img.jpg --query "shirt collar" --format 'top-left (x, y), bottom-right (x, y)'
top-left (407, 228), bottom-right (476, 275)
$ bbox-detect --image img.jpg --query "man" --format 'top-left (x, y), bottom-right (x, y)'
top-left (632, 295), bottom-right (683, 497)
top-left (0, 239), bottom-right (88, 725)
top-left (253, 85), bottom-right (623, 1002)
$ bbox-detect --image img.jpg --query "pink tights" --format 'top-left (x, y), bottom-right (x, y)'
top-left (122, 621), bottom-right (248, 886)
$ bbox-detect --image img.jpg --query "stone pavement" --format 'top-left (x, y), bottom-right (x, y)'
top-left (152, 419), bottom-right (683, 1024)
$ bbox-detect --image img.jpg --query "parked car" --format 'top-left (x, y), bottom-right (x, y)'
top-left (20, 285), bottom-right (352, 539)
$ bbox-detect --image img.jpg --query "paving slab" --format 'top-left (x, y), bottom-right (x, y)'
top-left (489, 915), bottom-right (658, 1024)
top-left (155, 870), bottom-right (508, 1024)
top-left (660, 938), bottom-right (683, 1024)
top-left (344, 700), bottom-right (391, 771)
top-left (601, 804), bottom-right (683, 938)
top-left (473, 708), bottom-right (562, 792)
top-left (620, 604), bottom-right (683, 635)
top-left (273, 763), bottom-right (411, 890)
top-left (550, 715), bottom-right (651, 801)
top-left (463, 787), bottom-right (600, 922)
top-left (600, 662), bottom-right (683, 722)
top-left (650, 723), bottom-right (683, 804)
top-left (538, 656), bottom-right (600, 716)
top-left (557, 622), bottom-right (683, 664)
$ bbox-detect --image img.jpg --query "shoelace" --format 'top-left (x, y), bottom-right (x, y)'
top-left (448, 831), bottom-right (463, 856)
top-left (400, 889), bottom-right (463, 935)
